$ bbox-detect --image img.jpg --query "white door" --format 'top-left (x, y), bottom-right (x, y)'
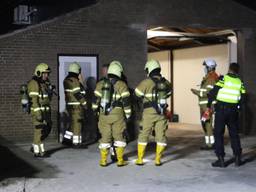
top-left (58, 55), bottom-right (98, 142)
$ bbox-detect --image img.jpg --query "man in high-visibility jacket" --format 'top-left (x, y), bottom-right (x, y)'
top-left (28, 63), bottom-right (53, 157)
top-left (63, 62), bottom-right (87, 147)
top-left (135, 59), bottom-right (172, 166)
top-left (206, 62), bottom-right (246, 167)
top-left (191, 59), bottom-right (219, 150)
top-left (93, 61), bottom-right (131, 167)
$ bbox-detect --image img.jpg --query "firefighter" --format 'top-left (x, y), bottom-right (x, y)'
top-left (98, 63), bottom-right (117, 162)
top-left (92, 61), bottom-right (131, 167)
top-left (63, 62), bottom-right (87, 148)
top-left (191, 59), bottom-right (219, 150)
top-left (135, 59), bottom-right (172, 166)
top-left (28, 63), bottom-right (53, 157)
top-left (206, 62), bottom-right (246, 167)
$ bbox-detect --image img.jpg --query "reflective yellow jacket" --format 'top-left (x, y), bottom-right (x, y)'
top-left (63, 76), bottom-right (87, 107)
top-left (135, 75), bottom-right (172, 113)
top-left (27, 77), bottom-right (51, 113)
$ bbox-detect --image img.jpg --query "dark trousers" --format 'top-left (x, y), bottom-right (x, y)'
top-left (214, 104), bottom-right (242, 157)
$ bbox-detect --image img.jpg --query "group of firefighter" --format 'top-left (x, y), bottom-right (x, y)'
top-left (23, 58), bottom-right (246, 168)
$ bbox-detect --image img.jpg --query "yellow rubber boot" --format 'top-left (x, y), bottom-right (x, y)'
top-left (135, 144), bottom-right (147, 165)
top-left (116, 147), bottom-right (128, 167)
top-left (155, 144), bottom-right (166, 166)
top-left (100, 148), bottom-right (109, 167)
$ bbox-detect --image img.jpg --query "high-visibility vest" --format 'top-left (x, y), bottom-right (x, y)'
top-left (216, 75), bottom-right (246, 104)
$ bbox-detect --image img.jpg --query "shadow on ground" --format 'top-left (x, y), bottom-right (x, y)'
top-left (0, 145), bottom-right (38, 182)
top-left (0, 137), bottom-right (60, 183)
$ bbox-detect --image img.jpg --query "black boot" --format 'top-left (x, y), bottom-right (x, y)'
top-left (235, 155), bottom-right (242, 167)
top-left (212, 156), bottom-right (225, 168)
top-left (73, 143), bottom-right (82, 149)
top-left (111, 154), bottom-right (117, 162)
top-left (34, 153), bottom-right (41, 158)
top-left (34, 152), bottom-right (49, 158)
top-left (200, 145), bottom-right (208, 150)
top-left (200, 144), bottom-right (214, 150)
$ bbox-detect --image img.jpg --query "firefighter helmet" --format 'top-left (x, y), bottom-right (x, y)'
top-left (144, 59), bottom-right (161, 74)
top-left (203, 59), bottom-right (217, 70)
top-left (68, 62), bottom-right (81, 74)
top-left (110, 61), bottom-right (123, 71)
top-left (107, 60), bottom-right (123, 78)
top-left (34, 63), bottom-right (51, 77)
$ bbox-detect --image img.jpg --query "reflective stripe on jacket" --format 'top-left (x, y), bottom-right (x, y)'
top-left (63, 76), bottom-right (86, 106)
top-left (27, 78), bottom-right (51, 110)
top-left (135, 75), bottom-right (171, 105)
top-left (93, 78), bottom-right (131, 116)
top-left (192, 71), bottom-right (218, 106)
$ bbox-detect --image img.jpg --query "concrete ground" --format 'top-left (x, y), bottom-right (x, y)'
top-left (0, 123), bottom-right (256, 192)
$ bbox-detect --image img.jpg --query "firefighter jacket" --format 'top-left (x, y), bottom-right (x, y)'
top-left (135, 75), bottom-right (172, 113)
top-left (27, 76), bottom-right (52, 114)
top-left (63, 73), bottom-right (87, 108)
top-left (92, 78), bottom-right (131, 118)
top-left (192, 71), bottom-right (218, 106)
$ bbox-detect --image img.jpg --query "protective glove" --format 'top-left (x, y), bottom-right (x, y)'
top-left (191, 88), bottom-right (198, 95)
top-left (201, 108), bottom-right (212, 122)
top-left (164, 109), bottom-right (172, 121)
top-left (35, 110), bottom-right (43, 122)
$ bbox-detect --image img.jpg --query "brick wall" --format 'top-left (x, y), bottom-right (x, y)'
top-left (1, 0), bottom-right (256, 141)
top-left (0, 4), bottom-right (146, 141)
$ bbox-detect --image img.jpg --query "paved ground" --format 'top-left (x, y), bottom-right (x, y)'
top-left (0, 123), bottom-right (256, 192)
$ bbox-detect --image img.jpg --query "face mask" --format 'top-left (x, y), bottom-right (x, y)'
top-left (204, 67), bottom-right (208, 75)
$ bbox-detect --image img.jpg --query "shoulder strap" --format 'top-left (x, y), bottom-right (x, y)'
top-left (150, 76), bottom-right (166, 86)
top-left (66, 76), bottom-right (74, 83)
top-left (150, 76), bottom-right (158, 85)
top-left (110, 78), bottom-right (118, 86)
top-left (108, 78), bottom-right (118, 93)
top-left (33, 77), bottom-right (43, 98)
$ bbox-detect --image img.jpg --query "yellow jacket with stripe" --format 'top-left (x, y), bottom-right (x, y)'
top-left (135, 75), bottom-right (172, 113)
top-left (27, 77), bottom-right (51, 113)
top-left (192, 71), bottom-right (218, 106)
top-left (63, 74), bottom-right (86, 108)
top-left (93, 78), bottom-right (131, 117)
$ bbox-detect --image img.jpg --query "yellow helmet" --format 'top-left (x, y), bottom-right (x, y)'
top-left (144, 59), bottom-right (161, 74)
top-left (107, 60), bottom-right (123, 78)
top-left (68, 62), bottom-right (81, 74)
top-left (34, 63), bottom-right (50, 77)
top-left (110, 61), bottom-right (123, 72)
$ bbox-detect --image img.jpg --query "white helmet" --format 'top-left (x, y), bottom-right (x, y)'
top-left (203, 59), bottom-right (217, 69)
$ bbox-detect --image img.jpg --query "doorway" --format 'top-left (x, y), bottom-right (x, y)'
top-left (57, 54), bottom-right (98, 142)
top-left (147, 27), bottom-right (237, 125)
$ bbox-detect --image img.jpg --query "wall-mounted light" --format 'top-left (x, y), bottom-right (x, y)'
top-left (13, 5), bottom-right (38, 25)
